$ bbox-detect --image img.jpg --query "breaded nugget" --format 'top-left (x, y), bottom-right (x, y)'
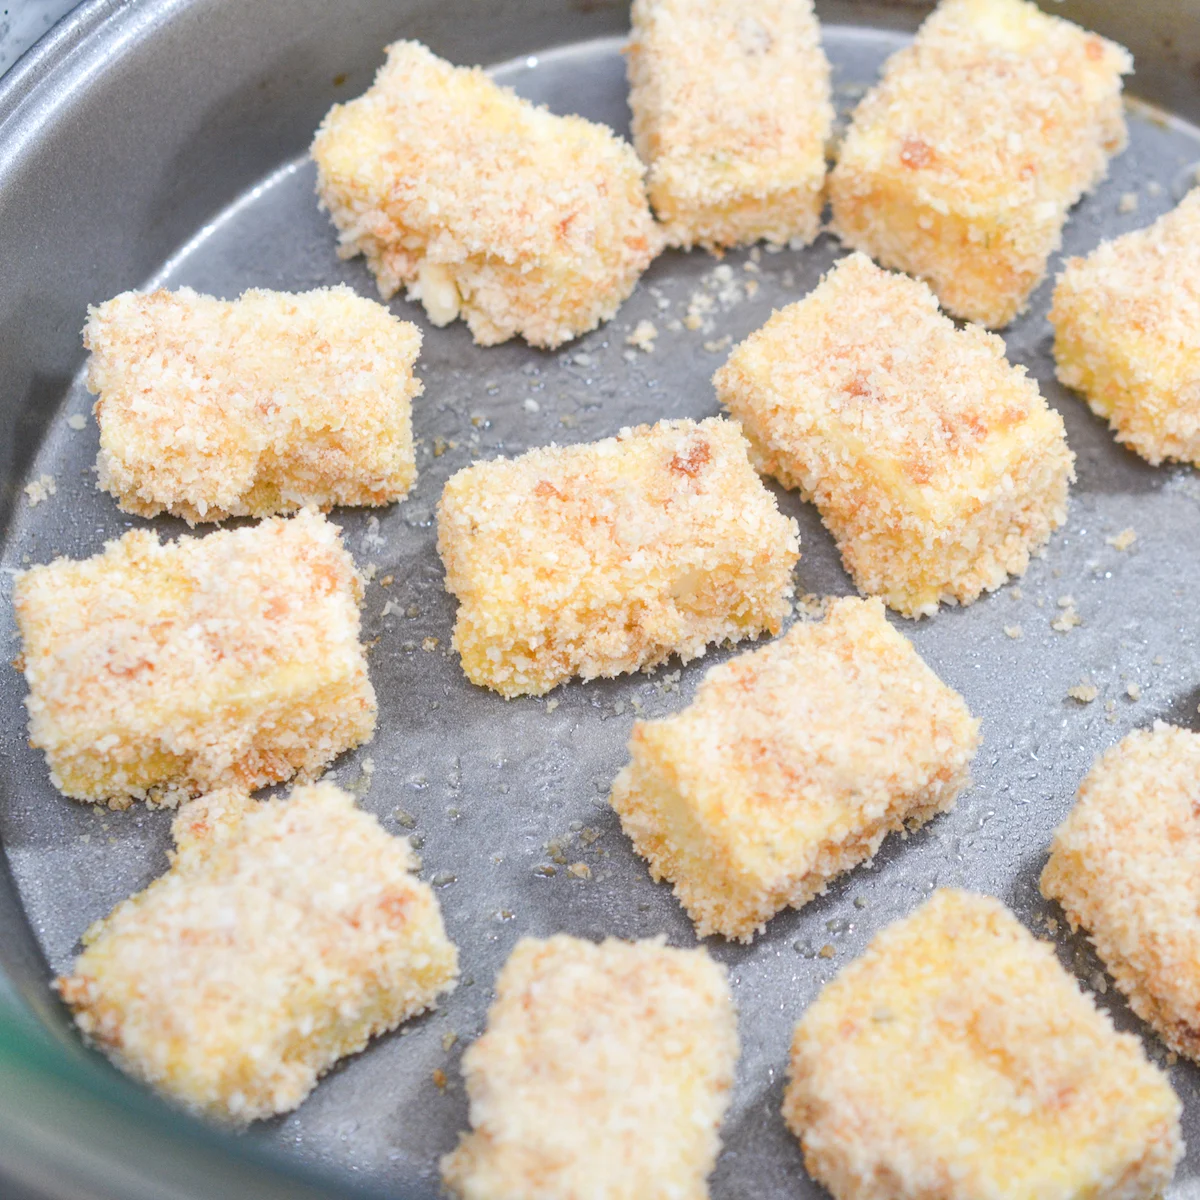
top-left (441, 935), bottom-right (736, 1200)
top-left (85, 286), bottom-right (422, 523)
top-left (436, 417), bottom-right (800, 697)
top-left (13, 509), bottom-right (374, 808)
top-left (714, 253), bottom-right (1074, 617)
top-left (829, 0), bottom-right (1131, 328)
top-left (784, 889), bottom-right (1183, 1200)
top-left (611, 597), bottom-right (979, 942)
top-left (57, 783), bottom-right (458, 1122)
top-left (627, 0), bottom-right (833, 250)
top-left (1042, 723), bottom-right (1200, 1062)
top-left (311, 41), bottom-right (660, 349)
top-left (1050, 190), bottom-right (1200, 467)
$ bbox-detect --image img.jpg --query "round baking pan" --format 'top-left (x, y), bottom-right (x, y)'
top-left (2, 1), bottom-right (1199, 1197)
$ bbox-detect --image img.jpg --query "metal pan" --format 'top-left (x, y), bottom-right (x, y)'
top-left (1, 2), bottom-right (1199, 1197)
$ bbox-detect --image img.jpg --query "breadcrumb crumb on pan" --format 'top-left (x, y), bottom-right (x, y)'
top-left (611, 598), bottom-right (979, 942)
top-left (714, 253), bottom-right (1074, 617)
top-left (440, 935), bottom-right (737, 1200)
top-left (56, 783), bottom-right (458, 1123)
top-left (311, 40), bottom-right (662, 349)
top-left (627, 0), bottom-right (833, 251)
top-left (12, 508), bottom-right (375, 808)
top-left (1050, 189), bottom-right (1200, 467)
top-left (1042, 723), bottom-right (1200, 1063)
top-left (85, 285), bottom-right (422, 524)
top-left (436, 417), bottom-right (800, 697)
top-left (784, 889), bottom-right (1183, 1200)
top-left (829, 0), bottom-right (1131, 328)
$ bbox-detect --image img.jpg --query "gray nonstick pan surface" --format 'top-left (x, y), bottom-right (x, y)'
top-left (1, 2), bottom-right (1200, 1197)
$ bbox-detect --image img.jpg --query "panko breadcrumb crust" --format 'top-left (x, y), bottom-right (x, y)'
top-left (714, 253), bottom-right (1074, 617)
top-left (436, 417), bottom-right (800, 697)
top-left (85, 286), bottom-right (422, 523)
top-left (627, 0), bottom-right (833, 251)
top-left (12, 509), bottom-right (375, 808)
top-left (829, 0), bottom-right (1131, 328)
top-left (441, 935), bottom-right (737, 1200)
top-left (57, 783), bottom-right (458, 1123)
top-left (784, 890), bottom-right (1183, 1200)
top-left (1042, 723), bottom-right (1200, 1063)
top-left (311, 40), bottom-right (661, 349)
top-left (1050, 189), bottom-right (1200, 467)
top-left (611, 598), bottom-right (979, 942)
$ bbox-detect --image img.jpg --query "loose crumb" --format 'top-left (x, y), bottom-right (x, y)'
top-left (627, 319), bottom-right (659, 353)
top-left (1068, 682), bottom-right (1099, 704)
top-left (818, 943), bottom-right (836, 959)
top-left (24, 474), bottom-right (56, 506)
top-left (1117, 191), bottom-right (1139, 214)
top-left (1003, 625), bottom-right (1023, 639)
top-left (1052, 607), bottom-right (1082, 633)
top-left (1106, 528), bottom-right (1137, 551)
top-left (567, 862), bottom-right (592, 880)
top-left (67, 413), bottom-right (87, 431)
top-left (422, 637), bottom-right (440, 652)
top-left (1126, 682), bottom-right (1142, 701)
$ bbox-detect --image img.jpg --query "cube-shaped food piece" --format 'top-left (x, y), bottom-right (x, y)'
top-left (437, 417), bottom-right (800, 697)
top-left (1050, 190), bottom-right (1200, 467)
top-left (13, 509), bottom-right (375, 808)
top-left (1042, 723), bottom-right (1200, 1062)
top-left (57, 783), bottom-right (458, 1122)
top-left (627, 0), bottom-right (833, 251)
top-left (784, 889), bottom-right (1183, 1200)
top-left (311, 40), bottom-right (661, 349)
top-left (441, 935), bottom-right (736, 1200)
top-left (829, 0), bottom-right (1131, 328)
top-left (611, 598), bottom-right (979, 941)
top-left (715, 254), bottom-right (1074, 617)
top-left (84, 286), bottom-right (422, 523)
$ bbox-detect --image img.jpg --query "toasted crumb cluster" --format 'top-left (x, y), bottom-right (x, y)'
top-left (13, 509), bottom-right (375, 808)
top-left (311, 40), bottom-right (661, 349)
top-left (57, 783), bottom-right (458, 1122)
top-left (829, 0), bottom-right (1131, 327)
top-left (1050, 190), bottom-right (1200, 467)
top-left (441, 935), bottom-right (736, 1200)
top-left (715, 254), bottom-right (1074, 617)
top-left (784, 889), bottom-right (1183, 1200)
top-left (437, 417), bottom-right (799, 697)
top-left (85, 286), bottom-right (422, 523)
top-left (627, 0), bottom-right (833, 250)
top-left (1042, 723), bottom-right (1200, 1062)
top-left (611, 598), bottom-right (979, 941)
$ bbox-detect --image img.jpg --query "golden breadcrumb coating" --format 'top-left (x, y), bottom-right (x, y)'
top-left (85, 286), bottom-right (422, 523)
top-left (311, 40), bottom-right (661, 349)
top-left (12, 509), bottom-right (375, 809)
top-left (1050, 189), bottom-right (1200, 467)
top-left (436, 417), bottom-right (800, 697)
top-left (784, 889), bottom-right (1183, 1200)
top-left (57, 783), bottom-right (458, 1123)
top-left (610, 598), bottom-right (979, 942)
top-left (714, 253), bottom-right (1074, 617)
top-left (441, 935), bottom-right (736, 1200)
top-left (829, 0), bottom-right (1131, 328)
top-left (627, 0), bottom-right (833, 251)
top-left (1042, 723), bottom-right (1200, 1063)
